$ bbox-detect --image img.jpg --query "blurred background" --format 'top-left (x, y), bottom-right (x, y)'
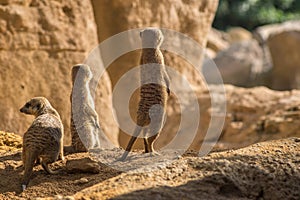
top-left (204, 0), bottom-right (300, 90)
top-left (0, 0), bottom-right (299, 152)
top-left (214, 0), bottom-right (300, 30)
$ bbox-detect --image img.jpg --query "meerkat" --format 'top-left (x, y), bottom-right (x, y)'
top-left (119, 28), bottom-right (170, 161)
top-left (20, 97), bottom-right (64, 190)
top-left (67, 64), bottom-right (101, 153)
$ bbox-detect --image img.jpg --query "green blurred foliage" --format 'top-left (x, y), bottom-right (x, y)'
top-left (213, 0), bottom-right (300, 30)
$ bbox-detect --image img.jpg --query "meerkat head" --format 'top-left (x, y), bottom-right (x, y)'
top-left (71, 64), bottom-right (92, 83)
top-left (140, 28), bottom-right (164, 48)
top-left (20, 97), bottom-right (52, 117)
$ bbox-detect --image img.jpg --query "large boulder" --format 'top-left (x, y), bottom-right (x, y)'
top-left (268, 31), bottom-right (300, 90)
top-left (0, 1), bottom-right (118, 146)
top-left (205, 28), bottom-right (230, 58)
top-left (91, 0), bottom-right (219, 149)
top-left (255, 20), bottom-right (300, 90)
top-left (203, 40), bottom-right (266, 87)
top-left (227, 26), bottom-right (252, 43)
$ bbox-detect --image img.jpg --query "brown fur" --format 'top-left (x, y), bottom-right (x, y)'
top-left (20, 97), bottom-right (64, 190)
top-left (120, 28), bottom-right (170, 161)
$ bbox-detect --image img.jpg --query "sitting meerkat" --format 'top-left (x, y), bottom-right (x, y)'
top-left (20, 97), bottom-right (64, 191)
top-left (69, 64), bottom-right (101, 152)
top-left (119, 28), bottom-right (170, 161)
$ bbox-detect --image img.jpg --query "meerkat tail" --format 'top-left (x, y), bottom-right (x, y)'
top-left (142, 127), bottom-right (150, 153)
top-left (22, 151), bottom-right (38, 191)
top-left (143, 138), bottom-right (149, 153)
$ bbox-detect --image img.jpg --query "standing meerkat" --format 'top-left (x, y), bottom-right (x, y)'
top-left (120, 28), bottom-right (170, 161)
top-left (20, 97), bottom-right (64, 190)
top-left (68, 64), bottom-right (101, 153)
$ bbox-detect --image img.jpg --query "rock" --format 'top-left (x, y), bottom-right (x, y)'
top-left (254, 20), bottom-right (300, 43)
top-left (0, 131), bottom-right (22, 153)
top-left (268, 31), bottom-right (300, 90)
top-left (0, 1), bottom-right (118, 147)
top-left (206, 28), bottom-right (230, 58)
top-left (72, 138), bottom-right (300, 200)
top-left (91, 0), bottom-right (219, 149)
top-left (51, 195), bottom-right (75, 200)
top-left (219, 86), bottom-right (300, 149)
top-left (74, 178), bottom-right (89, 185)
top-left (0, 0), bottom-right (31, 6)
top-left (227, 27), bottom-right (253, 43)
top-left (157, 85), bottom-right (300, 151)
top-left (203, 40), bottom-right (266, 87)
top-left (66, 157), bottom-right (100, 174)
top-left (255, 20), bottom-right (300, 90)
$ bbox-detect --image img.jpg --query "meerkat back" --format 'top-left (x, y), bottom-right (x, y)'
top-left (70, 64), bottom-right (101, 152)
top-left (20, 97), bottom-right (64, 190)
top-left (119, 28), bottom-right (170, 161)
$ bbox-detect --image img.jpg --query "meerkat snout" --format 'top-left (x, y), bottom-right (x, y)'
top-left (20, 101), bottom-right (41, 115)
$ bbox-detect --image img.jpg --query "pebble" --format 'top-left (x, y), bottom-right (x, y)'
top-left (74, 178), bottom-right (89, 185)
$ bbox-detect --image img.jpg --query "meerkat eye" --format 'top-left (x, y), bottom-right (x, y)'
top-left (35, 104), bottom-right (41, 110)
top-left (25, 103), bottom-right (30, 108)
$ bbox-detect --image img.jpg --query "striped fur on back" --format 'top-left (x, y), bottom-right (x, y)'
top-left (120, 28), bottom-right (170, 161)
top-left (20, 97), bottom-right (64, 190)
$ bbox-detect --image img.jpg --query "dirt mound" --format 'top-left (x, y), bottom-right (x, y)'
top-left (0, 151), bottom-right (120, 199)
top-left (74, 137), bottom-right (300, 200)
top-left (0, 133), bottom-right (299, 199)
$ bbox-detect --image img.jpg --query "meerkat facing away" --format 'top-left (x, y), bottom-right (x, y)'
top-left (20, 97), bottom-right (64, 190)
top-left (68, 64), bottom-right (101, 153)
top-left (120, 28), bottom-right (170, 161)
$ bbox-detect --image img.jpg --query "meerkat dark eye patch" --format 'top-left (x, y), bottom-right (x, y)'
top-left (35, 104), bottom-right (41, 110)
top-left (25, 103), bottom-right (30, 107)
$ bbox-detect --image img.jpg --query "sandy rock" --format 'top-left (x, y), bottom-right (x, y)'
top-left (73, 178), bottom-right (89, 185)
top-left (0, 1), bottom-right (118, 147)
top-left (268, 31), bottom-right (300, 90)
top-left (0, 0), bottom-right (31, 6)
top-left (66, 157), bottom-right (100, 174)
top-left (227, 27), bottom-right (252, 43)
top-left (255, 20), bottom-right (300, 90)
top-left (220, 86), bottom-right (300, 149)
top-left (156, 85), bottom-right (300, 151)
top-left (0, 131), bottom-right (22, 153)
top-left (0, 133), bottom-right (299, 199)
top-left (206, 28), bottom-right (230, 58)
top-left (203, 39), bottom-right (265, 87)
top-left (72, 138), bottom-right (300, 200)
top-left (92, 0), bottom-right (218, 89)
top-left (91, 0), bottom-right (219, 149)
top-left (255, 20), bottom-right (300, 42)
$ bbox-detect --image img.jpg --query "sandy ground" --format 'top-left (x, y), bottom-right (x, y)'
top-left (0, 131), bottom-right (299, 200)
